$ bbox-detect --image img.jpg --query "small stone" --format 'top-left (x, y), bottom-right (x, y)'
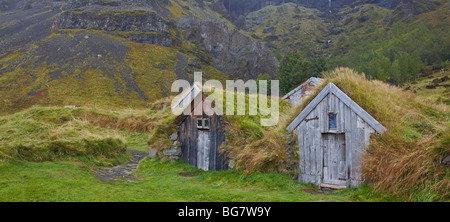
top-left (148, 148), bottom-right (157, 158)
top-left (163, 148), bottom-right (181, 157)
top-left (228, 160), bottom-right (235, 169)
top-left (443, 156), bottom-right (450, 165)
top-left (169, 132), bottom-right (178, 141)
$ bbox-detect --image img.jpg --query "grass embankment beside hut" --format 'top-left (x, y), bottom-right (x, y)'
top-left (0, 105), bottom-right (166, 165)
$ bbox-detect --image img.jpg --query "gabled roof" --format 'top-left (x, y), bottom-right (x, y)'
top-left (173, 92), bottom-right (204, 125)
top-left (282, 77), bottom-right (324, 100)
top-left (287, 83), bottom-right (386, 134)
top-left (172, 84), bottom-right (220, 125)
top-left (171, 83), bottom-right (202, 113)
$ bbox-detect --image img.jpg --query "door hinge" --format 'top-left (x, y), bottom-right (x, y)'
top-left (305, 116), bottom-right (319, 122)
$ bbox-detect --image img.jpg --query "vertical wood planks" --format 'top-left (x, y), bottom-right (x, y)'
top-left (178, 109), bottom-right (227, 171)
top-left (292, 86), bottom-right (382, 188)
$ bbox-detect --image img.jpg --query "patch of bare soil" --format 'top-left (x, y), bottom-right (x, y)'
top-left (95, 149), bottom-right (147, 182)
top-left (301, 189), bottom-right (324, 195)
top-left (301, 188), bottom-right (335, 195)
top-left (178, 173), bottom-right (199, 178)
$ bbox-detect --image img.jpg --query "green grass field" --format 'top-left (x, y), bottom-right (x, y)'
top-left (0, 153), bottom-right (398, 202)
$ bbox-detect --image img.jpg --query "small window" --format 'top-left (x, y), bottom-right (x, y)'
top-left (329, 113), bottom-right (337, 130)
top-left (203, 119), bottom-right (210, 129)
top-left (197, 118), bottom-right (210, 130)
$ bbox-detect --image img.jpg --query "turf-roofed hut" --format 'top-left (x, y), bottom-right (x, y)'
top-left (287, 83), bottom-right (386, 189)
top-left (282, 77), bottom-right (324, 105)
top-left (172, 85), bottom-right (228, 171)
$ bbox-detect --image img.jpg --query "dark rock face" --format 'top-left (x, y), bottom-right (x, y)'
top-left (53, 10), bottom-right (171, 33)
top-left (52, 9), bottom-right (174, 46)
top-left (389, 0), bottom-right (441, 22)
top-left (121, 32), bottom-right (173, 46)
top-left (178, 16), bottom-right (278, 80)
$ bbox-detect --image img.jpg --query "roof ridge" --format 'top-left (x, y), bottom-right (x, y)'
top-left (287, 83), bottom-right (386, 134)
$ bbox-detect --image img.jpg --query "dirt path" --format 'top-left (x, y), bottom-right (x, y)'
top-left (95, 149), bottom-right (147, 182)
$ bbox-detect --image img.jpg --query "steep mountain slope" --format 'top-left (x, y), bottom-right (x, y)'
top-left (0, 0), bottom-right (278, 113)
top-left (0, 0), bottom-right (448, 114)
top-left (221, 0), bottom-right (402, 17)
top-left (242, 0), bottom-right (449, 84)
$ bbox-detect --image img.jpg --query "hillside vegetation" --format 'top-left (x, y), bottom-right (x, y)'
top-left (0, 106), bottom-right (164, 165)
top-left (245, 2), bottom-right (450, 85)
top-left (0, 0), bottom-right (275, 114)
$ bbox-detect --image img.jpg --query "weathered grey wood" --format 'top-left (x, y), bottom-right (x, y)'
top-left (287, 84), bottom-right (332, 132)
top-left (297, 127), bottom-right (304, 175)
top-left (287, 83), bottom-right (386, 134)
top-left (304, 125), bottom-right (310, 176)
top-left (310, 111), bottom-right (316, 176)
top-left (320, 183), bottom-right (347, 190)
top-left (289, 82), bottom-right (385, 188)
top-left (282, 77), bottom-right (324, 105)
top-left (197, 130), bottom-right (210, 171)
top-left (314, 110), bottom-right (322, 177)
top-left (177, 93), bottom-right (228, 171)
top-left (329, 83), bottom-right (386, 133)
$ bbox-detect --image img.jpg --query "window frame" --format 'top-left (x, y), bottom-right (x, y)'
top-left (328, 112), bottom-right (338, 131)
top-left (203, 118), bottom-right (210, 129)
top-left (197, 118), bottom-right (211, 130)
top-left (197, 118), bottom-right (203, 128)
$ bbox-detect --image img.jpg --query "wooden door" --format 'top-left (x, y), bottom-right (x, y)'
top-left (322, 133), bottom-right (347, 186)
top-left (197, 130), bottom-right (210, 171)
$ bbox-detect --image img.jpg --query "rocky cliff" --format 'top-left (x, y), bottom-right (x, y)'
top-left (176, 15), bottom-right (278, 79)
top-left (0, 0), bottom-right (279, 113)
top-left (221, 0), bottom-right (403, 17)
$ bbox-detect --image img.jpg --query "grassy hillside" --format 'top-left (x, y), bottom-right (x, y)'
top-left (245, 3), bottom-right (393, 58)
top-left (0, 0), bottom-right (249, 115)
top-left (245, 3), bottom-right (330, 59)
top-left (245, 2), bottom-right (450, 84)
top-left (403, 69), bottom-right (450, 105)
top-left (0, 106), bottom-right (164, 165)
top-left (0, 27), bottom-right (226, 114)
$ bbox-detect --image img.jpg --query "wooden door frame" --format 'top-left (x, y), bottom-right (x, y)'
top-left (321, 132), bottom-right (347, 187)
top-left (197, 129), bottom-right (210, 171)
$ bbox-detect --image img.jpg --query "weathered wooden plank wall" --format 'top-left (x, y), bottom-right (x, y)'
top-left (178, 112), bottom-right (228, 171)
top-left (296, 90), bottom-right (377, 187)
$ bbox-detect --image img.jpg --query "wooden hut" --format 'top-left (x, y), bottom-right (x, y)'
top-left (174, 87), bottom-right (228, 171)
top-left (282, 77), bottom-right (324, 105)
top-left (287, 83), bottom-right (386, 188)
